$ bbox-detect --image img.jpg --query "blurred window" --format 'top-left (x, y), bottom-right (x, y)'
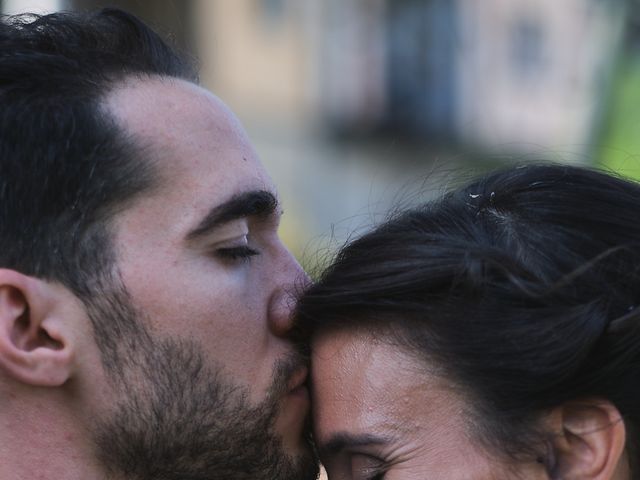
top-left (260, 0), bottom-right (286, 27)
top-left (510, 16), bottom-right (545, 80)
top-left (386, 0), bottom-right (457, 139)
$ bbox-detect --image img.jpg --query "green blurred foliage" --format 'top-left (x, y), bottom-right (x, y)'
top-left (597, 55), bottom-right (640, 179)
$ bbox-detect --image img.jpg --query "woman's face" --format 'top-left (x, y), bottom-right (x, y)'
top-left (310, 329), bottom-right (545, 480)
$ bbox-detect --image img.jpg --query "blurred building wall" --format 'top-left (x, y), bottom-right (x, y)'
top-left (194, 0), bottom-right (316, 122)
top-left (194, 0), bottom-right (626, 159)
top-left (457, 0), bottom-right (626, 159)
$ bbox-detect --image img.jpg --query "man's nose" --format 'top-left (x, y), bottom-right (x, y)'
top-left (268, 250), bottom-right (310, 337)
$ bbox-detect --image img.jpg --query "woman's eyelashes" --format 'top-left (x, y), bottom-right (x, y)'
top-left (366, 472), bottom-right (385, 480)
top-left (351, 454), bottom-right (387, 480)
top-left (363, 468), bottom-right (386, 480)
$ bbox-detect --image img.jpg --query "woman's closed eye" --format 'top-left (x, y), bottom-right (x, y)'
top-left (351, 454), bottom-right (387, 480)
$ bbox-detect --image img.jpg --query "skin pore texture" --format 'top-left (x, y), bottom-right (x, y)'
top-left (312, 329), bottom-right (552, 480)
top-left (0, 75), bottom-right (318, 480)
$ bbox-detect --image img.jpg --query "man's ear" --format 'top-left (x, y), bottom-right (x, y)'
top-left (0, 269), bottom-right (74, 387)
top-left (549, 399), bottom-right (628, 480)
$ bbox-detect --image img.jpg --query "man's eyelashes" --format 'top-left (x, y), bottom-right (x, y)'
top-left (215, 245), bottom-right (260, 262)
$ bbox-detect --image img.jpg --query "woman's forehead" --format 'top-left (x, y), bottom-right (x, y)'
top-left (311, 330), bottom-right (458, 427)
top-left (310, 329), bottom-right (480, 473)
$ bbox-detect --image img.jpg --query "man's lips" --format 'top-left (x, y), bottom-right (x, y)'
top-left (287, 366), bottom-right (309, 393)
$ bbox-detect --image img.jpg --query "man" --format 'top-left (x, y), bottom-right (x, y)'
top-left (0, 8), bottom-right (318, 480)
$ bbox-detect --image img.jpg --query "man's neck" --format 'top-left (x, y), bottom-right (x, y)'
top-left (0, 390), bottom-right (106, 479)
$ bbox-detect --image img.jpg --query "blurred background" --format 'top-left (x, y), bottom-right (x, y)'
top-left (4, 0), bottom-right (640, 266)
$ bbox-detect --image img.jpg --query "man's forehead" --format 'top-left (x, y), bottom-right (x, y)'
top-left (104, 75), bottom-right (246, 145)
top-left (103, 74), bottom-right (265, 182)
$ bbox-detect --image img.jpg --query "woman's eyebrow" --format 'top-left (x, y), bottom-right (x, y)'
top-left (187, 189), bottom-right (279, 240)
top-left (319, 432), bottom-right (391, 456)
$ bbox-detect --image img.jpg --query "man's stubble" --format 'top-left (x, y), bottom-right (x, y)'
top-left (84, 280), bottom-right (319, 480)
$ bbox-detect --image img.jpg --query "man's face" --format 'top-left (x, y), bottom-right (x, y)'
top-left (85, 76), bottom-right (317, 479)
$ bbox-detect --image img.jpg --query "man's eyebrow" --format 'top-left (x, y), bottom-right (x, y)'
top-left (187, 190), bottom-right (279, 240)
top-left (319, 432), bottom-right (391, 456)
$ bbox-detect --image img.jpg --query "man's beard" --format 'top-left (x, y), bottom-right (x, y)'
top-left (84, 280), bottom-right (319, 480)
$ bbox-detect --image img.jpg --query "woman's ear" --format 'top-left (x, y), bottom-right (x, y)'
top-left (0, 269), bottom-right (74, 387)
top-left (549, 399), bottom-right (629, 480)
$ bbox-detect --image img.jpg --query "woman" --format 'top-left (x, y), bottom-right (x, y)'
top-left (296, 164), bottom-right (639, 479)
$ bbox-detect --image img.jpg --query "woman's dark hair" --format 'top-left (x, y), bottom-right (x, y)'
top-left (296, 164), bottom-right (640, 476)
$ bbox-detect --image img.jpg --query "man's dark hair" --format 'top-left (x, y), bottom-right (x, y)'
top-left (0, 8), bottom-right (196, 362)
top-left (297, 164), bottom-right (640, 477)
